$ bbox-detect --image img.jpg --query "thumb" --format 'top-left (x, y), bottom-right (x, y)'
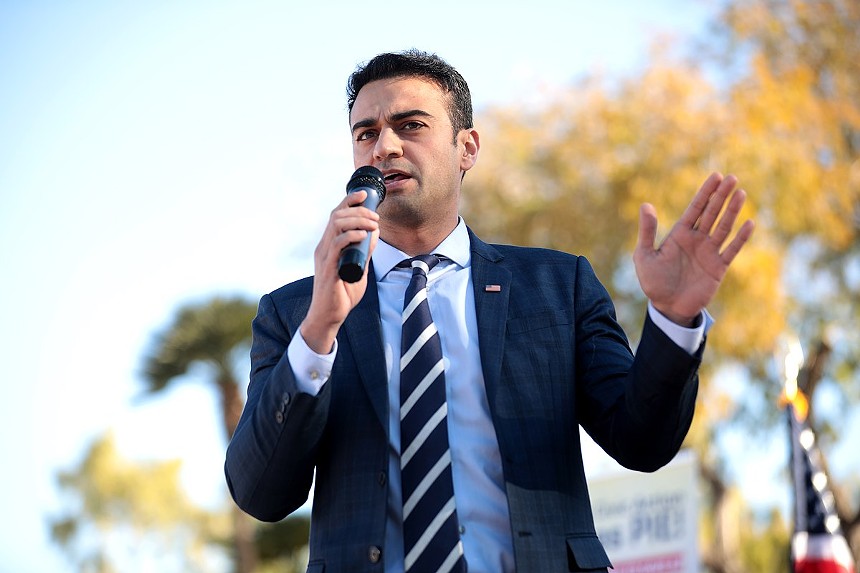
top-left (636, 203), bottom-right (658, 253)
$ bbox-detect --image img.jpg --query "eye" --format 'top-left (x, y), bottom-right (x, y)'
top-left (355, 130), bottom-right (377, 142)
top-left (401, 121), bottom-right (424, 131)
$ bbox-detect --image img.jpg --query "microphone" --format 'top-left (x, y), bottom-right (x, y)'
top-left (338, 166), bottom-right (387, 283)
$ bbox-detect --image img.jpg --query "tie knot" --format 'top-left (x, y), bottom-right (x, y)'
top-left (399, 254), bottom-right (440, 276)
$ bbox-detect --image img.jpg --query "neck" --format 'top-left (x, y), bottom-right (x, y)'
top-left (380, 215), bottom-right (459, 256)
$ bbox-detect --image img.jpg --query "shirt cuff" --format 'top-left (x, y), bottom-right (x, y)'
top-left (287, 329), bottom-right (337, 396)
top-left (647, 301), bottom-right (713, 355)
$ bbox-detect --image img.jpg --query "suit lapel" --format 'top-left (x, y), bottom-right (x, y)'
top-left (339, 233), bottom-right (511, 433)
top-left (468, 230), bottom-right (511, 397)
top-left (342, 266), bottom-right (389, 431)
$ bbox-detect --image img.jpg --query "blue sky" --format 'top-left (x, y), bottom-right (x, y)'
top-left (2, 1), bottom-right (823, 571)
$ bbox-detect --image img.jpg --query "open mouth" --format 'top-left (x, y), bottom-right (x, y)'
top-left (383, 171), bottom-right (410, 184)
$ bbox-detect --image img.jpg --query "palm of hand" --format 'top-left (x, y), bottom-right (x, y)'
top-left (633, 173), bottom-right (755, 325)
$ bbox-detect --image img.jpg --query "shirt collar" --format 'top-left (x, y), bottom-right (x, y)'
top-left (372, 217), bottom-right (471, 281)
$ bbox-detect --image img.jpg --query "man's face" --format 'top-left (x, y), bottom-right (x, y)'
top-left (349, 76), bottom-right (476, 228)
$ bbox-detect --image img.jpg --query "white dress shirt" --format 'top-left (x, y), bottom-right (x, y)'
top-left (287, 218), bottom-right (708, 572)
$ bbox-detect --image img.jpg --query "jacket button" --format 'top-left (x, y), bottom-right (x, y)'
top-left (281, 391), bottom-right (291, 406)
top-left (368, 545), bottom-right (381, 563)
top-left (377, 472), bottom-right (386, 486)
top-left (275, 411), bottom-right (284, 424)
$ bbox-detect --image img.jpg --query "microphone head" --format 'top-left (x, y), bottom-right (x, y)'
top-left (346, 166), bottom-right (386, 202)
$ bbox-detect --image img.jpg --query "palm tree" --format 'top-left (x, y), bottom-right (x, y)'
top-left (142, 295), bottom-right (259, 573)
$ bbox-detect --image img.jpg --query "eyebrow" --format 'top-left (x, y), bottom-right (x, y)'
top-left (351, 109), bottom-right (435, 134)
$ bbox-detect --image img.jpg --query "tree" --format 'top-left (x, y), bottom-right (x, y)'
top-left (142, 295), bottom-right (260, 573)
top-left (461, 0), bottom-right (859, 568)
top-left (142, 296), bottom-right (258, 440)
top-left (713, 0), bottom-right (860, 561)
top-left (463, 60), bottom-right (782, 572)
top-left (50, 432), bottom-right (226, 573)
top-left (142, 295), bottom-right (315, 572)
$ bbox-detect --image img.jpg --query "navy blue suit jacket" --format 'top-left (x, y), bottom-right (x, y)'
top-left (225, 229), bottom-right (701, 572)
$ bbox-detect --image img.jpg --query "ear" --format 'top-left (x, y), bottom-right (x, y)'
top-left (459, 128), bottom-right (480, 172)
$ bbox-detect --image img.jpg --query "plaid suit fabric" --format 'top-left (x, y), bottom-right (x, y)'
top-left (225, 229), bottom-right (701, 573)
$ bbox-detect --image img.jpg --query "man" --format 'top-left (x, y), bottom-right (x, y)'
top-left (225, 50), bottom-right (754, 572)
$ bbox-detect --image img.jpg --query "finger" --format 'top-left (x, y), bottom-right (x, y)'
top-left (710, 188), bottom-right (746, 245)
top-left (333, 229), bottom-right (373, 252)
top-left (322, 221), bottom-right (377, 258)
top-left (316, 227), bottom-right (364, 258)
top-left (337, 192), bottom-right (381, 223)
top-left (636, 203), bottom-right (659, 252)
top-left (697, 174), bottom-right (738, 234)
top-left (324, 193), bottom-right (361, 235)
top-left (679, 172), bottom-right (723, 228)
top-left (719, 219), bottom-right (755, 264)
top-left (326, 204), bottom-right (379, 238)
top-left (344, 189), bottom-right (368, 207)
top-left (318, 211), bottom-right (378, 262)
top-left (316, 230), bottom-right (374, 280)
top-left (328, 190), bottom-right (375, 221)
top-left (331, 210), bottom-right (380, 230)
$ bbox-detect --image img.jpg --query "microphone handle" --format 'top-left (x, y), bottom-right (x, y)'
top-left (337, 186), bottom-right (382, 283)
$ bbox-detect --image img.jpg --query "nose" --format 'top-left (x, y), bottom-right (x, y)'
top-left (373, 127), bottom-right (402, 161)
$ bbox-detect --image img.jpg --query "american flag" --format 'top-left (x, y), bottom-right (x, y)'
top-left (787, 401), bottom-right (855, 573)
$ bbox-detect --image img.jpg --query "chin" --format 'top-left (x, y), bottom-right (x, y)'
top-left (379, 198), bottom-right (424, 227)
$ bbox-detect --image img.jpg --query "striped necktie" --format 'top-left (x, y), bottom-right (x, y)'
top-left (399, 254), bottom-right (466, 573)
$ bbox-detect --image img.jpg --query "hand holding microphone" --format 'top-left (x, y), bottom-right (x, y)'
top-left (338, 166), bottom-right (387, 283)
top-left (300, 167), bottom-right (385, 355)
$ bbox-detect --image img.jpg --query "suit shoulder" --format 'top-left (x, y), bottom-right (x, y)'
top-left (491, 243), bottom-right (583, 267)
top-left (268, 275), bottom-right (314, 298)
top-left (263, 276), bottom-right (313, 317)
top-left (255, 276), bottom-right (314, 333)
top-left (484, 243), bottom-right (605, 288)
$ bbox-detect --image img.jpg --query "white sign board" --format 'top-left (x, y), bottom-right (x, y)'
top-left (588, 449), bottom-right (699, 573)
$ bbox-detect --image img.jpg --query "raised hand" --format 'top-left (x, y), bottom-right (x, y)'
top-left (633, 172), bottom-right (755, 326)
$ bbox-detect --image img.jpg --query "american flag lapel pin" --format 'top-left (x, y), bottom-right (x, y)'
top-left (484, 284), bottom-right (502, 293)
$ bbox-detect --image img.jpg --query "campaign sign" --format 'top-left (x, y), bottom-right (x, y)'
top-left (589, 449), bottom-right (699, 573)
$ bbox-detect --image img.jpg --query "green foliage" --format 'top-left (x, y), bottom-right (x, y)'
top-left (739, 509), bottom-right (791, 573)
top-left (464, 63), bottom-right (780, 360)
top-left (139, 294), bottom-right (314, 573)
top-left (52, 294), bottom-right (315, 572)
top-left (49, 432), bottom-right (225, 572)
top-left (142, 296), bottom-right (257, 393)
top-left (52, 0), bottom-right (860, 569)
top-left (255, 516), bottom-right (311, 562)
top-left (464, 0), bottom-right (860, 567)
top-left (50, 431), bottom-right (313, 573)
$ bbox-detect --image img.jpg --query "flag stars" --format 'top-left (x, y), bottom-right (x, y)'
top-left (811, 471), bottom-right (828, 492)
top-left (799, 428), bottom-right (815, 450)
top-left (821, 491), bottom-right (835, 511)
top-left (786, 396), bottom-right (855, 572)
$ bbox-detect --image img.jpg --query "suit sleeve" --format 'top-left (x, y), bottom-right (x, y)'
top-left (224, 292), bottom-right (330, 521)
top-left (574, 258), bottom-right (701, 472)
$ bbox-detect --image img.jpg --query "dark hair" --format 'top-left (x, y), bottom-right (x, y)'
top-left (346, 49), bottom-right (473, 135)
